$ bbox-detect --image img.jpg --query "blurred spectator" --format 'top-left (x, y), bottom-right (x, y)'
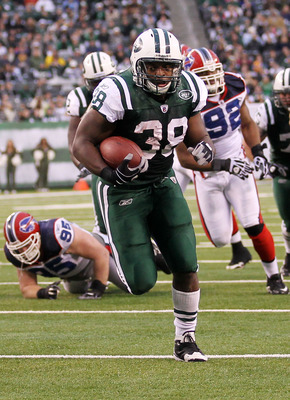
top-left (1, 139), bottom-right (22, 193)
top-left (33, 137), bottom-right (55, 192)
top-left (198, 0), bottom-right (289, 102)
top-left (156, 13), bottom-right (173, 31)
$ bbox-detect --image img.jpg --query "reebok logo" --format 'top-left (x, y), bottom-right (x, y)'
top-left (119, 198), bottom-right (133, 206)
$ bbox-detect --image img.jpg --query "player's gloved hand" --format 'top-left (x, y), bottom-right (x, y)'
top-left (188, 141), bottom-right (214, 165)
top-left (268, 162), bottom-right (288, 178)
top-left (100, 153), bottom-right (148, 185)
top-left (76, 163), bottom-right (91, 182)
top-left (37, 281), bottom-right (61, 300)
top-left (212, 158), bottom-right (253, 180)
top-left (251, 144), bottom-right (269, 180)
top-left (78, 279), bottom-right (107, 300)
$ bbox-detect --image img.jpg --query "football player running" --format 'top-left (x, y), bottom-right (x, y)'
top-left (3, 212), bottom-right (127, 299)
top-left (66, 51), bottom-right (170, 274)
top-left (73, 28), bottom-right (224, 362)
top-left (255, 68), bottom-right (290, 277)
top-left (177, 47), bottom-right (288, 295)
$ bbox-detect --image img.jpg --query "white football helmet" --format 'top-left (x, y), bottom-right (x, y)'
top-left (184, 47), bottom-right (225, 96)
top-left (83, 52), bottom-right (116, 92)
top-left (273, 68), bottom-right (290, 111)
top-left (130, 28), bottom-right (183, 95)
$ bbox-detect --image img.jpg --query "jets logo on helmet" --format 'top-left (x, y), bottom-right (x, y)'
top-left (273, 68), bottom-right (290, 111)
top-left (183, 47), bottom-right (225, 96)
top-left (83, 51), bottom-right (116, 92)
top-left (4, 212), bottom-right (41, 265)
top-left (130, 28), bottom-right (183, 95)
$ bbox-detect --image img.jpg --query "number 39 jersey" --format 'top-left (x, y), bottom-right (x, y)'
top-left (200, 72), bottom-right (247, 159)
top-left (91, 69), bottom-right (207, 181)
top-left (4, 218), bottom-right (89, 278)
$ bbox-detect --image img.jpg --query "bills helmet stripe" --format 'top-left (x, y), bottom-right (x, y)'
top-left (4, 213), bottom-right (17, 242)
top-left (196, 47), bottom-right (213, 63)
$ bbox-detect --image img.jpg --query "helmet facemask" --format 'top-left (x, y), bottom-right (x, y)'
top-left (136, 58), bottom-right (182, 95)
top-left (194, 63), bottom-right (225, 96)
top-left (6, 232), bottom-right (41, 265)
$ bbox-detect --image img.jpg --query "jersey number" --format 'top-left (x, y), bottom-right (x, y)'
top-left (60, 220), bottom-right (72, 242)
top-left (203, 99), bottom-right (240, 138)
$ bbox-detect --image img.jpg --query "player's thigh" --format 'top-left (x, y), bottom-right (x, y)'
top-left (195, 174), bottom-right (232, 246)
top-left (97, 181), bottom-right (157, 295)
top-left (273, 177), bottom-right (290, 229)
top-left (227, 175), bottom-right (261, 228)
top-left (149, 176), bottom-right (198, 273)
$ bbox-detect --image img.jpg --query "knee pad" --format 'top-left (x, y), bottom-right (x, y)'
top-left (245, 223), bottom-right (264, 237)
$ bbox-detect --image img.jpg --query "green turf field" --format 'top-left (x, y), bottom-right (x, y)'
top-left (0, 180), bottom-right (289, 400)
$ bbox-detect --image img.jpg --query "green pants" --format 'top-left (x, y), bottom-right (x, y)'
top-left (95, 171), bottom-right (198, 295)
top-left (273, 176), bottom-right (290, 231)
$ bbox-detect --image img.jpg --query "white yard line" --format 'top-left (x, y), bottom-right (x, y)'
top-left (0, 309), bottom-right (289, 314)
top-left (0, 354), bottom-right (288, 359)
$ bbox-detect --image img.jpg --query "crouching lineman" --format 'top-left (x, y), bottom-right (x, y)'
top-left (3, 212), bottom-right (127, 299)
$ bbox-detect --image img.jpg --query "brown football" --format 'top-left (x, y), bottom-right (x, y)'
top-left (100, 136), bottom-right (143, 169)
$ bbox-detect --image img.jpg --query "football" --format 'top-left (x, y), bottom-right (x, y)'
top-left (100, 136), bottom-right (143, 169)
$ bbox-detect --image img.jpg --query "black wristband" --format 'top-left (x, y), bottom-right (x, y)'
top-left (37, 288), bottom-right (49, 299)
top-left (77, 163), bottom-right (84, 170)
top-left (251, 144), bottom-right (264, 158)
top-left (100, 166), bottom-right (116, 184)
top-left (212, 159), bottom-right (230, 171)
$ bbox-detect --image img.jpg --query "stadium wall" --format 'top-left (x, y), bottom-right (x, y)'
top-left (0, 121), bottom-right (77, 189)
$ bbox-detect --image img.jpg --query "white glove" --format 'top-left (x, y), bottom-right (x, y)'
top-left (188, 141), bottom-right (214, 166)
top-left (212, 158), bottom-right (253, 180)
top-left (254, 156), bottom-right (269, 179)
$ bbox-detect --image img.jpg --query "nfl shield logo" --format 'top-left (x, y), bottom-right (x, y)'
top-left (160, 105), bottom-right (168, 113)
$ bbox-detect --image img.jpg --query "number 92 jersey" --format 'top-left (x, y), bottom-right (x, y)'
top-left (200, 72), bottom-right (247, 159)
top-left (91, 69), bottom-right (207, 181)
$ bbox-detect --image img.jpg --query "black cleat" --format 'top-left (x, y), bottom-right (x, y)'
top-left (266, 273), bottom-right (289, 295)
top-left (280, 254), bottom-right (290, 277)
top-left (174, 332), bottom-right (207, 362)
top-left (226, 244), bottom-right (252, 270)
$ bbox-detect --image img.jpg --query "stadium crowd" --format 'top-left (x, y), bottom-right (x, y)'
top-left (198, 0), bottom-right (289, 102)
top-left (0, 0), bottom-right (288, 123)
top-left (0, 0), bottom-right (172, 122)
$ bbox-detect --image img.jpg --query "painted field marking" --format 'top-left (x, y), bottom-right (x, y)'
top-left (0, 354), bottom-right (288, 359)
top-left (0, 309), bottom-right (289, 314)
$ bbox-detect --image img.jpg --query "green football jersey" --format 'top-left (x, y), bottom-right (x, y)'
top-left (66, 85), bottom-right (92, 118)
top-left (91, 68), bottom-right (207, 182)
top-left (255, 98), bottom-right (290, 168)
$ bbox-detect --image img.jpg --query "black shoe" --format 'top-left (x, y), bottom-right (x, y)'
top-left (226, 243), bottom-right (252, 270)
top-left (266, 273), bottom-right (289, 295)
top-left (174, 332), bottom-right (207, 362)
top-left (280, 254), bottom-right (290, 277)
